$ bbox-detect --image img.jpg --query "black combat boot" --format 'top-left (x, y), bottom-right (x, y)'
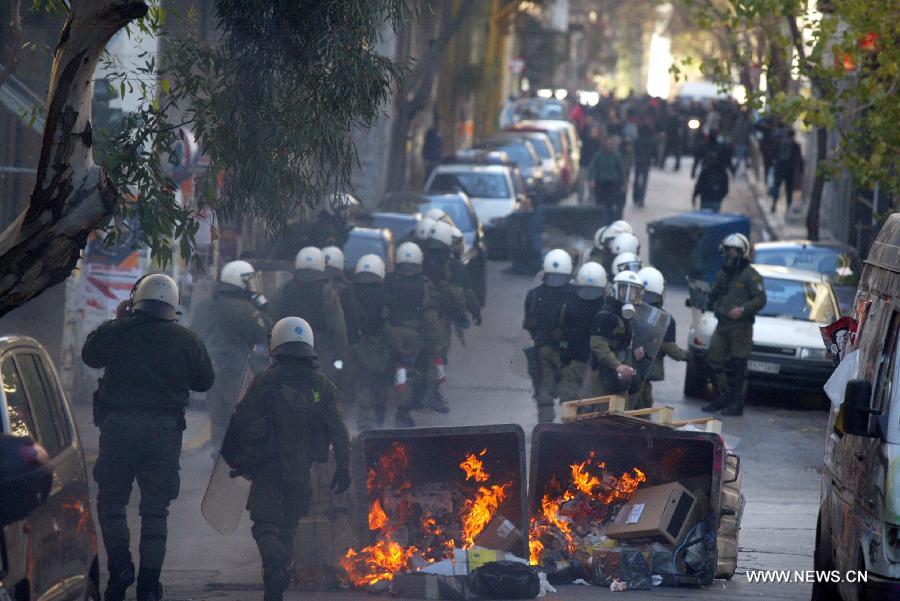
top-left (135, 568), bottom-right (162, 601)
top-left (263, 565), bottom-right (289, 601)
top-left (104, 548), bottom-right (135, 601)
top-left (395, 408), bottom-right (415, 428)
top-left (721, 359), bottom-right (747, 416)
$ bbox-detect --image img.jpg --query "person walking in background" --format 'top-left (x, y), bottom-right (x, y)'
top-left (631, 120), bottom-right (658, 207)
top-left (422, 113), bottom-right (444, 184)
top-left (577, 120), bottom-right (600, 203)
top-left (770, 127), bottom-right (803, 213)
top-left (661, 104), bottom-right (684, 171)
top-left (588, 136), bottom-right (627, 225)
top-left (692, 149), bottom-right (730, 212)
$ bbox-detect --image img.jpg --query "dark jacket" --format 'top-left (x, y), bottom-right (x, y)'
top-left (524, 283), bottom-right (574, 348)
top-left (82, 312), bottom-right (214, 415)
top-left (190, 284), bottom-right (269, 357)
top-left (271, 277), bottom-right (349, 359)
top-left (693, 163), bottom-right (730, 204)
top-left (221, 357), bottom-right (350, 483)
top-left (559, 294), bottom-right (605, 363)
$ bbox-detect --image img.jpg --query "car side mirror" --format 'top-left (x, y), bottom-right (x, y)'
top-left (0, 435), bottom-right (53, 527)
top-left (843, 379), bottom-right (878, 438)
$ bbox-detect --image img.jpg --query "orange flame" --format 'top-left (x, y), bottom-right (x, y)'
top-left (570, 459), bottom-right (601, 496)
top-left (340, 539), bottom-right (419, 586)
top-left (369, 499), bottom-right (389, 532)
top-left (460, 449), bottom-right (490, 482)
top-left (461, 484), bottom-right (509, 547)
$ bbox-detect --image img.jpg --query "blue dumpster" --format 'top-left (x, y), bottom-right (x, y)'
top-left (646, 211), bottom-right (751, 285)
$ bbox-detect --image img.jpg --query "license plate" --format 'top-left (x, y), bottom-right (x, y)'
top-left (748, 360), bottom-right (780, 374)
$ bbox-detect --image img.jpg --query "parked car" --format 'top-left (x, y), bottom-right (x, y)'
top-left (752, 240), bottom-right (861, 316)
top-left (481, 131), bottom-right (561, 202)
top-left (814, 213), bottom-right (900, 600)
top-left (366, 211), bottom-right (420, 245)
top-left (684, 264), bottom-right (838, 398)
top-left (0, 336), bottom-right (100, 600)
top-left (343, 227), bottom-right (395, 275)
top-left (473, 137), bottom-right (544, 201)
top-left (510, 120), bottom-right (579, 193)
top-left (424, 158), bottom-right (528, 259)
top-left (417, 194), bottom-right (488, 306)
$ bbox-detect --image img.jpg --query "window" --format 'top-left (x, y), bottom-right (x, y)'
top-left (753, 247), bottom-right (862, 286)
top-left (18, 354), bottom-right (67, 456)
top-left (2, 357), bottom-right (35, 438)
top-left (874, 312), bottom-right (899, 414)
top-left (418, 202), bottom-right (474, 232)
top-left (428, 173), bottom-right (511, 199)
top-left (758, 278), bottom-right (838, 323)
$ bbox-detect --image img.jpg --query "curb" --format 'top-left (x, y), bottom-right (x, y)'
top-left (743, 173), bottom-right (779, 242)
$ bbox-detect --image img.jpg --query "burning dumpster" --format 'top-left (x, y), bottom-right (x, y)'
top-left (342, 425), bottom-right (528, 590)
top-left (529, 417), bottom-right (734, 588)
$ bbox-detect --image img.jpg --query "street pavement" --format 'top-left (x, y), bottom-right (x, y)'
top-left (73, 162), bottom-right (825, 601)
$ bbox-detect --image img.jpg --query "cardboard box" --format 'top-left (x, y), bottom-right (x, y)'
top-left (474, 514), bottom-right (523, 552)
top-left (605, 482), bottom-right (700, 546)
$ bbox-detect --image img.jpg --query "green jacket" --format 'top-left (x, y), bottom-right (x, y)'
top-left (190, 285), bottom-right (269, 357)
top-left (82, 312), bottom-right (214, 414)
top-left (221, 358), bottom-right (350, 483)
top-left (710, 261), bottom-right (767, 324)
top-left (587, 150), bottom-right (625, 185)
top-left (271, 277), bottom-right (349, 359)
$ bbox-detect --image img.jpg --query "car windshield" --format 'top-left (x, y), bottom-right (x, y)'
top-left (428, 172), bottom-right (511, 199)
top-left (343, 236), bottom-right (386, 271)
top-left (419, 201), bottom-right (474, 232)
top-left (754, 247), bottom-right (860, 286)
top-left (758, 277), bottom-right (837, 323)
top-left (476, 142), bottom-right (535, 167)
top-left (522, 136), bottom-right (553, 160)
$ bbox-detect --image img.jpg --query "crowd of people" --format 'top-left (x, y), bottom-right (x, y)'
top-left (561, 92), bottom-right (804, 215)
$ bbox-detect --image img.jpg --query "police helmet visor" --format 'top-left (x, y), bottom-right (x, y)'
top-left (396, 262), bottom-right (422, 276)
top-left (132, 299), bottom-right (179, 321)
top-left (620, 260), bottom-right (642, 273)
top-left (354, 270), bottom-right (383, 285)
top-left (643, 291), bottom-right (662, 306)
top-left (240, 271), bottom-right (261, 294)
top-left (271, 340), bottom-right (316, 359)
top-left (294, 267), bottom-right (327, 282)
top-left (543, 272), bottom-right (569, 287)
top-left (614, 282), bottom-right (643, 306)
top-left (576, 286), bottom-right (604, 301)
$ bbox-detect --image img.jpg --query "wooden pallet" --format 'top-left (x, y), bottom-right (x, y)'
top-left (560, 397), bottom-right (723, 434)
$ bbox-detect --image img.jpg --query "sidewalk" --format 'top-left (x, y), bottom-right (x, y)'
top-left (743, 169), bottom-right (823, 242)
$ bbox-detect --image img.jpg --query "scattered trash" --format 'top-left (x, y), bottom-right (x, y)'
top-left (469, 561), bottom-right (540, 599)
top-left (609, 578), bottom-right (627, 592)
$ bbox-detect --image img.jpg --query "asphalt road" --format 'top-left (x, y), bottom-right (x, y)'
top-left (77, 163), bottom-right (826, 601)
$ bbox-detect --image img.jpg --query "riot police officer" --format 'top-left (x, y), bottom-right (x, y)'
top-left (557, 262), bottom-right (607, 403)
top-left (351, 254), bottom-right (392, 428)
top-left (220, 317), bottom-right (350, 601)
top-left (271, 247), bottom-right (349, 384)
top-left (384, 242), bottom-right (441, 427)
top-left (584, 271), bottom-right (651, 408)
top-left (82, 274), bottom-right (214, 601)
top-left (611, 251), bottom-right (643, 275)
top-left (703, 233), bottom-right (766, 416)
top-left (191, 260), bottom-right (269, 451)
top-left (523, 249), bottom-right (574, 422)
top-left (322, 246), bottom-right (361, 345)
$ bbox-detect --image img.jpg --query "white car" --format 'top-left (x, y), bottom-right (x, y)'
top-left (685, 264), bottom-right (838, 398)
top-left (424, 163), bottom-right (525, 231)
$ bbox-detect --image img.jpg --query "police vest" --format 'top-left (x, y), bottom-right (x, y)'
top-left (354, 282), bottom-right (386, 336)
top-left (590, 300), bottom-right (633, 370)
top-left (284, 278), bottom-right (327, 335)
top-left (386, 274), bottom-right (426, 325)
top-left (561, 295), bottom-right (605, 362)
top-left (525, 284), bottom-right (573, 347)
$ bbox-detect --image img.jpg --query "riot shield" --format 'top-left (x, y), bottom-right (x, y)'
top-left (630, 303), bottom-right (672, 392)
top-left (201, 357), bottom-right (256, 535)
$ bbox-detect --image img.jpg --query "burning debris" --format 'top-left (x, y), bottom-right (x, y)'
top-left (340, 443), bottom-right (514, 588)
top-left (529, 452), bottom-right (647, 566)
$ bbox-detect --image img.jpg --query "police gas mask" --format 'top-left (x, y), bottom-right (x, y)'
top-left (611, 271), bottom-right (644, 320)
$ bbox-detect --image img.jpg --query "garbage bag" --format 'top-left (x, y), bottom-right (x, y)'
top-left (468, 561), bottom-right (540, 599)
top-left (618, 548), bottom-right (652, 590)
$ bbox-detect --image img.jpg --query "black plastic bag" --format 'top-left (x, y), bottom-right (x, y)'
top-left (468, 561), bottom-right (540, 599)
top-left (619, 548), bottom-right (652, 590)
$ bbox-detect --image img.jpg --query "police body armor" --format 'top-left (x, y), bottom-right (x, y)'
top-left (386, 274), bottom-right (426, 326)
top-left (561, 296), bottom-right (605, 363)
top-left (525, 284), bottom-right (573, 347)
top-left (281, 278), bottom-right (328, 335)
top-left (354, 283), bottom-right (386, 336)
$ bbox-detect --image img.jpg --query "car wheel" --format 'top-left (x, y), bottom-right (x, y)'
top-left (810, 512), bottom-right (839, 601)
top-left (684, 359), bottom-right (708, 399)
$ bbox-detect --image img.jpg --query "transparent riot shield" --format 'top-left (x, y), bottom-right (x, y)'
top-left (201, 357), bottom-right (256, 535)
top-left (630, 302), bottom-right (672, 393)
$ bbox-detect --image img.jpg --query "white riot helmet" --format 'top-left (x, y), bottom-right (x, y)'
top-left (612, 252), bottom-right (642, 275)
top-left (220, 260), bottom-right (259, 292)
top-left (416, 216), bottom-right (436, 241)
top-left (611, 232), bottom-right (640, 255)
top-left (542, 249), bottom-right (573, 287)
top-left (426, 220), bottom-right (455, 250)
top-left (294, 246), bottom-right (327, 281)
top-left (425, 208), bottom-right (455, 227)
top-left (575, 262), bottom-right (607, 300)
top-left (326, 192), bottom-right (360, 215)
top-left (396, 241), bottom-right (424, 275)
top-left (132, 273), bottom-right (179, 320)
top-left (720, 233), bottom-right (750, 258)
top-left (600, 223), bottom-right (625, 248)
top-left (269, 316), bottom-right (316, 358)
top-left (593, 227), bottom-right (607, 251)
top-left (611, 270), bottom-right (644, 320)
top-left (638, 266), bottom-right (665, 306)
top-left (609, 220), bottom-right (634, 235)
top-left (354, 254), bottom-right (386, 284)
top-left (322, 246), bottom-right (345, 273)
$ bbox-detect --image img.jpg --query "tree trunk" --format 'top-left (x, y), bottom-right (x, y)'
top-left (0, 1), bottom-right (148, 317)
top-left (806, 126), bottom-right (828, 241)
